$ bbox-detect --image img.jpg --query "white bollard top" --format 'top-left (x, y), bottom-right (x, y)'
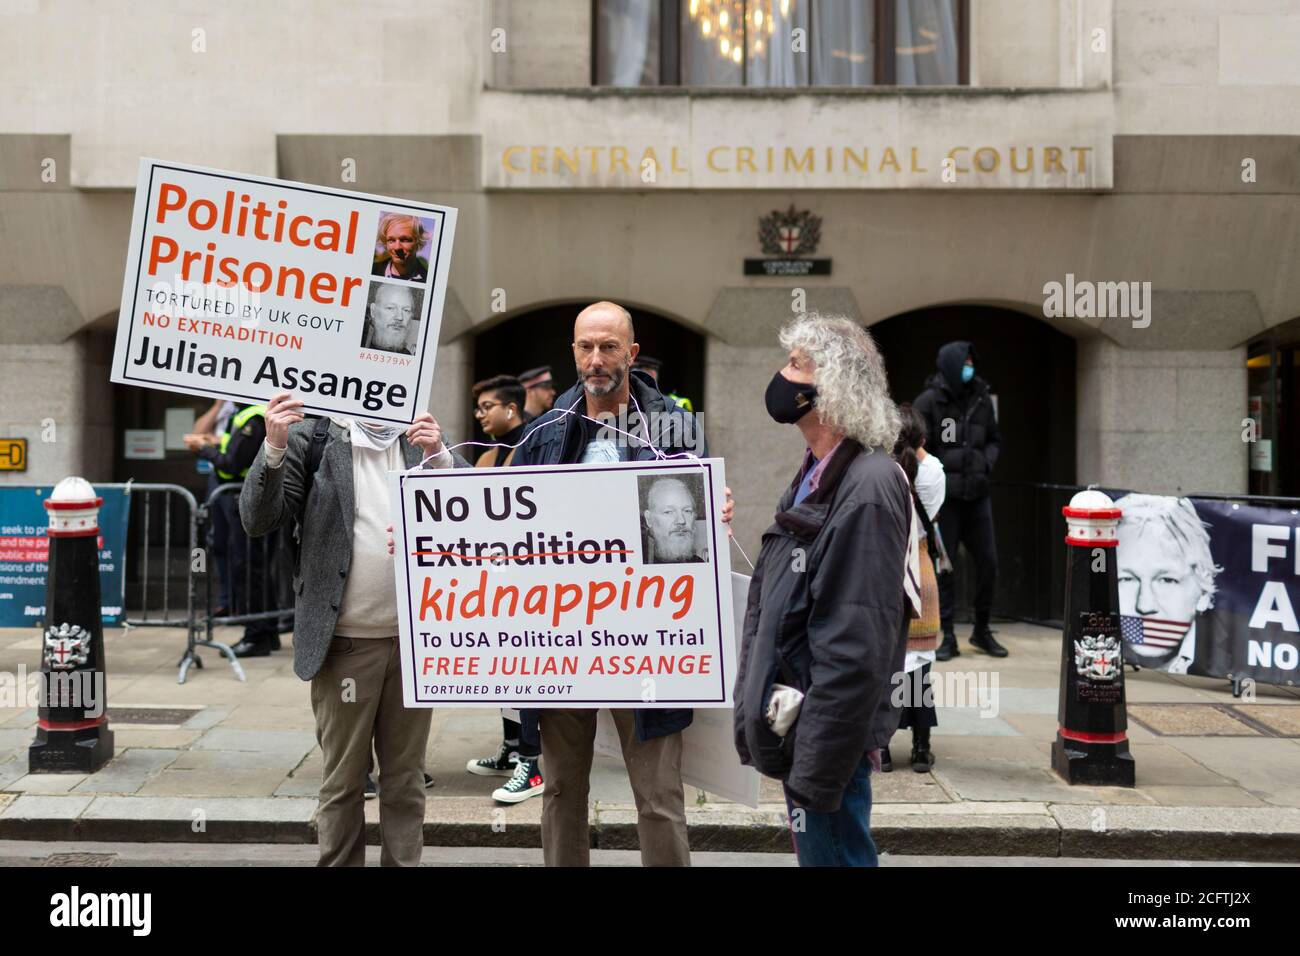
top-left (45, 476), bottom-right (103, 537)
top-left (1062, 488), bottom-right (1121, 547)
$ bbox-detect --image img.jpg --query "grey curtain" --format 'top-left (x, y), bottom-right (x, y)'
top-left (811, 0), bottom-right (874, 85)
top-left (747, 2), bottom-right (811, 87)
top-left (894, 0), bottom-right (959, 85)
top-left (596, 0), bottom-right (661, 86)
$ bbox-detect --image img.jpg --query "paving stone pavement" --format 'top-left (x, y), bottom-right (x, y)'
top-left (1, 621), bottom-right (1298, 859)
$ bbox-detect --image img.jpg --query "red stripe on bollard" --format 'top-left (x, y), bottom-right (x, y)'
top-left (38, 716), bottom-right (107, 731)
top-left (1059, 727), bottom-right (1128, 744)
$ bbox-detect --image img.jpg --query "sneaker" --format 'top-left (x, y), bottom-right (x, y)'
top-left (423, 773), bottom-right (434, 790)
top-left (491, 757), bottom-right (544, 804)
top-left (466, 741), bottom-right (519, 777)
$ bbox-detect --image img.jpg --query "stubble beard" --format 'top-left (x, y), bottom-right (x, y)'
top-left (579, 360), bottom-right (627, 398)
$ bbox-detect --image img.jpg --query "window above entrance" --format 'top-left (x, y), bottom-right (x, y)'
top-left (593, 0), bottom-right (967, 87)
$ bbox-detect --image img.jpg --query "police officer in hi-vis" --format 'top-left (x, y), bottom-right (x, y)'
top-left (197, 402), bottom-right (281, 657)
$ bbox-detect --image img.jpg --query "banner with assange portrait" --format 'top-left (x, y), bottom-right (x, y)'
top-left (110, 158), bottom-right (457, 424)
top-left (389, 459), bottom-right (735, 708)
top-left (1114, 493), bottom-right (1299, 688)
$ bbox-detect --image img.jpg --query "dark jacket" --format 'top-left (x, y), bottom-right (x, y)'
top-left (733, 439), bottom-right (912, 813)
top-left (199, 404), bottom-right (266, 481)
top-left (239, 422), bottom-right (471, 681)
top-left (512, 368), bottom-right (707, 744)
top-left (913, 341), bottom-right (1001, 501)
top-left (371, 256), bottom-right (429, 282)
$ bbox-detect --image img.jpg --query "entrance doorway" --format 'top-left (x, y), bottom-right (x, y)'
top-left (470, 302), bottom-right (705, 438)
top-left (871, 304), bottom-right (1078, 624)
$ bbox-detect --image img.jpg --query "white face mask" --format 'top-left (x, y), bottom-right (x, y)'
top-left (333, 416), bottom-right (402, 451)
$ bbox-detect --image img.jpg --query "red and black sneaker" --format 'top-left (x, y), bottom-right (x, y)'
top-left (491, 756), bottom-right (544, 804)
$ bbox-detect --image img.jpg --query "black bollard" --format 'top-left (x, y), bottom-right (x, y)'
top-left (1051, 489), bottom-right (1135, 787)
top-left (28, 477), bottom-right (115, 773)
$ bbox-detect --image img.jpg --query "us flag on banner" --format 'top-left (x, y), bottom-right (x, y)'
top-left (1120, 614), bottom-right (1189, 649)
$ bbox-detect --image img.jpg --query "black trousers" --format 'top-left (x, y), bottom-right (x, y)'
top-left (937, 495), bottom-right (998, 632)
top-left (219, 491), bottom-right (278, 642)
top-left (206, 473), bottom-right (232, 611)
top-left (897, 662), bottom-right (938, 732)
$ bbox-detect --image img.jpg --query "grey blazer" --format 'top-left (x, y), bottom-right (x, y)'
top-left (239, 420), bottom-right (470, 681)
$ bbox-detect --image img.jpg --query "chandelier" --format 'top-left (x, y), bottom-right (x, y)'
top-left (686, 0), bottom-right (791, 63)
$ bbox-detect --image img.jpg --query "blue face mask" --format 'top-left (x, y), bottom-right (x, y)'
top-left (961, 364), bottom-right (975, 383)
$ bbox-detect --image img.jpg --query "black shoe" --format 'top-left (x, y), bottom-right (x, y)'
top-left (910, 735), bottom-right (935, 772)
top-left (879, 746), bottom-right (893, 773)
top-left (423, 773), bottom-right (434, 790)
top-left (231, 638), bottom-right (272, 658)
top-left (364, 775), bottom-right (378, 800)
top-left (935, 631), bottom-right (959, 661)
top-left (969, 625), bottom-right (1008, 657)
top-left (270, 632), bottom-right (282, 651)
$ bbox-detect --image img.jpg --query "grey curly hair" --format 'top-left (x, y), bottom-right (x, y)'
top-left (778, 312), bottom-right (900, 449)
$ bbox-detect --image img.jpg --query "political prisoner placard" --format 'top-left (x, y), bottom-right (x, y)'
top-left (389, 459), bottom-right (735, 707)
top-left (111, 158), bottom-right (457, 424)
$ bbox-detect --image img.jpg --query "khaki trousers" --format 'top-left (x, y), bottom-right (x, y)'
top-left (310, 636), bottom-right (432, 866)
top-left (539, 708), bottom-right (690, 867)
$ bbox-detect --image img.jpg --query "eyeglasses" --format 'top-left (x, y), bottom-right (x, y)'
top-left (474, 400), bottom-right (504, 416)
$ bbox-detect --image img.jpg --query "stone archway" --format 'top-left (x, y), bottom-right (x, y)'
top-left (870, 303), bottom-right (1077, 486)
top-left (468, 301), bottom-right (707, 433)
top-left (870, 303), bottom-right (1079, 624)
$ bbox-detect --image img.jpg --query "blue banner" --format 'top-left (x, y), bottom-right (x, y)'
top-left (0, 486), bottom-right (131, 627)
top-left (1114, 492), bottom-right (1299, 687)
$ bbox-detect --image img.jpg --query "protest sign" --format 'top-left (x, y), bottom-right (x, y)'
top-left (596, 571), bottom-right (760, 807)
top-left (390, 458), bottom-right (734, 707)
top-left (0, 486), bottom-right (130, 627)
top-left (111, 159), bottom-right (457, 424)
top-left (1113, 492), bottom-right (1300, 687)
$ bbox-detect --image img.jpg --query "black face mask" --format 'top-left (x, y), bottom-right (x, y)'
top-left (765, 370), bottom-right (818, 424)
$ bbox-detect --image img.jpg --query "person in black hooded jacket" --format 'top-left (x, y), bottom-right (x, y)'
top-left (913, 342), bottom-right (1008, 659)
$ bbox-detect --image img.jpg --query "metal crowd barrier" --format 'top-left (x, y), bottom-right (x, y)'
top-left (118, 481), bottom-right (295, 684)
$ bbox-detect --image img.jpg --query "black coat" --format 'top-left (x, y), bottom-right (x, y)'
top-left (512, 368), bottom-right (707, 744)
top-left (733, 440), bottom-right (912, 813)
top-left (913, 341), bottom-right (1001, 501)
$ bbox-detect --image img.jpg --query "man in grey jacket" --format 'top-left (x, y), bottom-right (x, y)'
top-left (734, 313), bottom-right (912, 868)
top-left (241, 392), bottom-right (465, 866)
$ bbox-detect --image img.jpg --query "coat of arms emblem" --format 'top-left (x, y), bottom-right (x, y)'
top-left (44, 622), bottom-right (91, 670)
top-left (1074, 632), bottom-right (1120, 682)
top-left (759, 205), bottom-right (822, 257)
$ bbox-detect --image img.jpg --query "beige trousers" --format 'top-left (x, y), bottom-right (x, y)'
top-left (539, 708), bottom-right (690, 867)
top-left (310, 636), bottom-right (432, 866)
